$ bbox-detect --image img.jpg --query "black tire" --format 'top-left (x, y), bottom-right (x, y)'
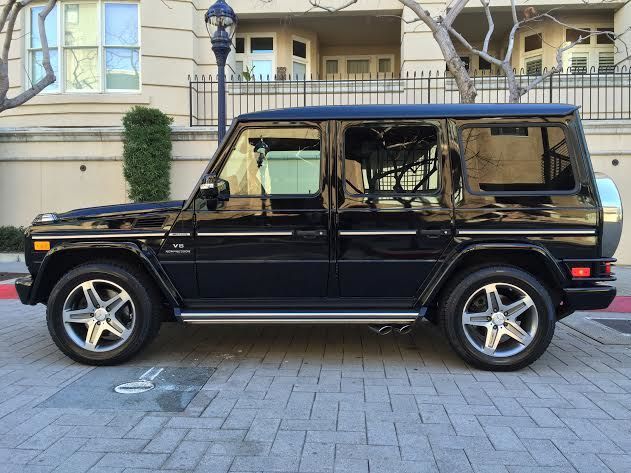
top-left (47, 261), bottom-right (162, 365)
top-left (439, 265), bottom-right (555, 371)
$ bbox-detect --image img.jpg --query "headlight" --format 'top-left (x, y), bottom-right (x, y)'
top-left (32, 213), bottom-right (59, 224)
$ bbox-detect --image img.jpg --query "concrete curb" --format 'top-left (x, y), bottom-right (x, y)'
top-left (0, 252), bottom-right (24, 263)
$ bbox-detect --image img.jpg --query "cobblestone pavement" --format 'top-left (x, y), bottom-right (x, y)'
top-left (1, 300), bottom-right (631, 473)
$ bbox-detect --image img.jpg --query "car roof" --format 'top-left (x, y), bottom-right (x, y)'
top-left (237, 103), bottom-right (579, 122)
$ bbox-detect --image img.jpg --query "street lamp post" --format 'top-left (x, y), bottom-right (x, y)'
top-left (205, 0), bottom-right (238, 142)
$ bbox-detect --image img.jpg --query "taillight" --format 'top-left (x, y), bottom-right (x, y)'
top-left (604, 262), bottom-right (612, 275)
top-left (571, 267), bottom-right (591, 278)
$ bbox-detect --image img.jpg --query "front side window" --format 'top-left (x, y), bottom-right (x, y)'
top-left (344, 125), bottom-right (439, 195)
top-left (29, 1), bottom-right (140, 93)
top-left (220, 127), bottom-right (321, 196)
top-left (460, 125), bottom-right (576, 194)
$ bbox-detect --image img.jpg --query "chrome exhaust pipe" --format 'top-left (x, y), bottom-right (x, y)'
top-left (397, 324), bottom-right (413, 335)
top-left (368, 325), bottom-right (393, 335)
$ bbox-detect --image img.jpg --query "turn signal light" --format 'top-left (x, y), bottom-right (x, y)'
top-left (571, 267), bottom-right (591, 278)
top-left (33, 241), bottom-right (50, 251)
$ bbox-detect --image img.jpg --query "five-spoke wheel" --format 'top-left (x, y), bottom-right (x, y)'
top-left (62, 280), bottom-right (135, 352)
top-left (440, 266), bottom-right (555, 371)
top-left (47, 262), bottom-right (161, 365)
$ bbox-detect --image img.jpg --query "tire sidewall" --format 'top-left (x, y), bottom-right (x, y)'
top-left (445, 267), bottom-right (555, 370)
top-left (47, 264), bottom-right (153, 363)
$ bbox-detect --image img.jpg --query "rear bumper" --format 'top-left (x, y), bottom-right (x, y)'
top-left (15, 276), bottom-right (34, 305)
top-left (563, 285), bottom-right (616, 311)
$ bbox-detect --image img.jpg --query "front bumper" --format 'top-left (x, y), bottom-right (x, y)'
top-left (563, 285), bottom-right (616, 312)
top-left (15, 276), bottom-right (34, 305)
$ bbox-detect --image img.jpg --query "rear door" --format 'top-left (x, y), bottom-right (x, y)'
top-left (334, 120), bottom-right (453, 298)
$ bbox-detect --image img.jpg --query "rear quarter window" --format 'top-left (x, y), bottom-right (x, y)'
top-left (459, 124), bottom-right (578, 194)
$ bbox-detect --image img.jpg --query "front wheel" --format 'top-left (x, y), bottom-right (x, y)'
top-left (439, 266), bottom-right (556, 371)
top-left (47, 262), bottom-right (161, 365)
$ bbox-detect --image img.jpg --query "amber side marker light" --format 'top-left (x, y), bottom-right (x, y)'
top-left (571, 267), bottom-right (591, 278)
top-left (34, 241), bottom-right (50, 251)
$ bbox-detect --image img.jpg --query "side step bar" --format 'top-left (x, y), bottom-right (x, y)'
top-left (175, 309), bottom-right (422, 324)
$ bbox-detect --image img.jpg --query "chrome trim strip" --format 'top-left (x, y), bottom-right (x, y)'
top-left (197, 231), bottom-right (294, 237)
top-left (180, 311), bottom-right (419, 324)
top-left (339, 230), bottom-right (418, 236)
top-left (169, 232), bottom-right (191, 237)
top-left (184, 319), bottom-right (417, 324)
top-left (457, 229), bottom-right (596, 236)
top-left (32, 232), bottom-right (166, 240)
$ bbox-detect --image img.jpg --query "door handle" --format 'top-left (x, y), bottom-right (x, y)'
top-left (419, 229), bottom-right (450, 238)
top-left (295, 230), bottom-right (328, 239)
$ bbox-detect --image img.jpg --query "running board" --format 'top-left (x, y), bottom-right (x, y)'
top-left (175, 309), bottom-right (422, 324)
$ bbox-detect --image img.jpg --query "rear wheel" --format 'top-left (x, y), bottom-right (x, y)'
top-left (439, 266), bottom-right (555, 371)
top-left (47, 262), bottom-right (161, 365)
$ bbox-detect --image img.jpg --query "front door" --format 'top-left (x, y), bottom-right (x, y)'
top-left (334, 120), bottom-right (453, 298)
top-left (194, 122), bottom-right (330, 299)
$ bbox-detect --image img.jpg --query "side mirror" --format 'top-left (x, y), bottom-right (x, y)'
top-left (200, 174), bottom-right (230, 203)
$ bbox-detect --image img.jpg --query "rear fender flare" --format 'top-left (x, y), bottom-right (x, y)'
top-left (29, 241), bottom-right (181, 307)
top-left (415, 242), bottom-right (569, 308)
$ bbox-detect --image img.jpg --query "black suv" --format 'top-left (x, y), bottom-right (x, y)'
top-left (16, 104), bottom-right (622, 370)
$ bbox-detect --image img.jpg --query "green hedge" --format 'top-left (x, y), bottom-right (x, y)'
top-left (122, 106), bottom-right (173, 202)
top-left (0, 226), bottom-right (25, 252)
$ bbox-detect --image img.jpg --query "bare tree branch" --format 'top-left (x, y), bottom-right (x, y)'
top-left (0, 0), bottom-right (57, 113)
top-left (480, 0), bottom-right (493, 54)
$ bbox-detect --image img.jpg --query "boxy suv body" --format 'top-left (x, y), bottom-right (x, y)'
top-left (16, 104), bottom-right (622, 370)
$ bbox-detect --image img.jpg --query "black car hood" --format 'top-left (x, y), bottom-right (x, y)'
top-left (57, 200), bottom-right (185, 220)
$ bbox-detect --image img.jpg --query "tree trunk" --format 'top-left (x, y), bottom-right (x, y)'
top-left (434, 28), bottom-right (477, 103)
top-left (502, 66), bottom-right (522, 103)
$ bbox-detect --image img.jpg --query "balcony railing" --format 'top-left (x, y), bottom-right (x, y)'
top-left (188, 67), bottom-right (631, 127)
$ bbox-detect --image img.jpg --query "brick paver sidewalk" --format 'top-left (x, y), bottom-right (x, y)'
top-left (1, 300), bottom-right (630, 473)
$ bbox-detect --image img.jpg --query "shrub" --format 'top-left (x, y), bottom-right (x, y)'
top-left (122, 106), bottom-right (173, 202)
top-left (0, 226), bottom-right (25, 252)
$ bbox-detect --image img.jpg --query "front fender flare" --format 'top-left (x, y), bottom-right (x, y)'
top-left (28, 241), bottom-right (182, 307)
top-left (414, 242), bottom-right (569, 308)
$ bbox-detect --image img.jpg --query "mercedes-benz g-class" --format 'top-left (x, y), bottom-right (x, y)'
top-left (15, 104), bottom-right (622, 370)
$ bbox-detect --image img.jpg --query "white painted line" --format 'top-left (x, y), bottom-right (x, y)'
top-left (148, 368), bottom-right (164, 380)
top-left (139, 367), bottom-right (156, 380)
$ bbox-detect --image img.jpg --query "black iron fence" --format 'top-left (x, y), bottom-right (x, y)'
top-left (189, 67), bottom-right (631, 127)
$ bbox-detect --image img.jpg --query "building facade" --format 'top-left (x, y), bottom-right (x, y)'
top-left (1, 0), bottom-right (631, 260)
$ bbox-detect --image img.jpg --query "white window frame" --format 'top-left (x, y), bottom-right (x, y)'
top-left (291, 35), bottom-right (310, 78)
top-left (235, 32), bottom-right (277, 80)
top-left (521, 30), bottom-right (544, 72)
top-left (322, 54), bottom-right (395, 77)
top-left (561, 24), bottom-right (615, 73)
top-left (26, 0), bottom-right (141, 94)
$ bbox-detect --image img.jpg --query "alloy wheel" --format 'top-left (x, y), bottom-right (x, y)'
top-left (461, 282), bottom-right (538, 358)
top-left (62, 279), bottom-right (135, 352)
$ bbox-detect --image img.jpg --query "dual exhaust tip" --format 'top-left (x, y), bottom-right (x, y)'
top-left (368, 324), bottom-right (413, 336)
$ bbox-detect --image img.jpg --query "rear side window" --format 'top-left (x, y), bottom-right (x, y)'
top-left (344, 124), bottom-right (440, 195)
top-left (460, 125), bottom-right (577, 194)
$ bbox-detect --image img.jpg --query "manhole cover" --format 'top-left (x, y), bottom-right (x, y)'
top-left (39, 366), bottom-right (214, 412)
top-left (593, 318), bottom-right (631, 334)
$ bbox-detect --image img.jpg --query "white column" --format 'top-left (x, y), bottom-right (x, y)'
top-left (400, 2), bottom-right (448, 75)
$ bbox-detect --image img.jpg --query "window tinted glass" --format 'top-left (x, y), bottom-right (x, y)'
top-left (220, 128), bottom-right (321, 196)
top-left (235, 37), bottom-right (245, 53)
top-left (293, 40), bottom-right (307, 59)
top-left (524, 33), bottom-right (542, 52)
top-left (251, 37), bottom-right (273, 53)
top-left (461, 125), bottom-right (576, 193)
top-left (344, 125), bottom-right (439, 195)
